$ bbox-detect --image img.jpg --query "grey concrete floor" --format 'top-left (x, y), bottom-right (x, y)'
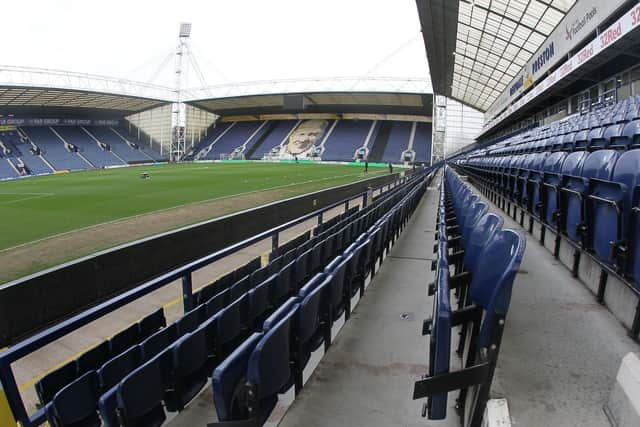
top-left (470, 177), bottom-right (640, 427)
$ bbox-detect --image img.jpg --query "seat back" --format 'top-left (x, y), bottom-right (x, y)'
top-left (463, 213), bottom-right (504, 273)
top-left (76, 341), bottom-right (110, 374)
top-left (428, 261), bottom-right (451, 420)
top-left (117, 353), bottom-right (167, 426)
top-left (206, 288), bottom-right (230, 318)
top-left (469, 230), bottom-right (526, 348)
top-left (109, 324), bottom-right (139, 356)
top-left (140, 324), bottom-right (176, 361)
top-left (138, 308), bottom-right (166, 339)
top-left (590, 150), bottom-right (640, 263)
top-left (229, 274), bottom-right (251, 301)
top-left (461, 202), bottom-right (488, 247)
top-left (35, 360), bottom-right (79, 406)
top-left (46, 371), bottom-right (100, 427)
top-left (248, 274), bottom-right (277, 327)
top-left (273, 260), bottom-right (295, 304)
top-left (216, 293), bottom-right (250, 355)
top-left (98, 345), bottom-right (141, 390)
top-left (212, 332), bottom-right (263, 422)
top-left (247, 304), bottom-right (299, 401)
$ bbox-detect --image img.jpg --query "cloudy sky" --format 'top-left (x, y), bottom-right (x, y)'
top-left (2, 0), bottom-right (431, 88)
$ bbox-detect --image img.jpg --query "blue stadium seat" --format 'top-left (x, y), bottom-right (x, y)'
top-left (205, 288), bottom-right (230, 318)
top-left (114, 353), bottom-right (168, 426)
top-left (560, 150), bottom-right (619, 244)
top-left (215, 293), bottom-right (250, 359)
top-left (140, 323), bottom-right (177, 361)
top-left (273, 260), bottom-right (295, 305)
top-left (211, 332), bottom-right (264, 423)
top-left (35, 360), bottom-right (79, 406)
top-left (98, 345), bottom-right (141, 391)
top-left (108, 324), bottom-right (139, 356)
top-left (541, 151), bottom-right (586, 230)
top-left (137, 308), bottom-right (166, 340)
top-left (177, 304), bottom-right (206, 336)
top-left (427, 259), bottom-right (451, 420)
top-left (229, 274), bottom-right (251, 301)
top-left (586, 150), bottom-right (640, 268)
top-left (248, 274), bottom-right (277, 328)
top-left (45, 371), bottom-right (101, 427)
top-left (76, 341), bottom-right (111, 374)
top-left (294, 273), bottom-right (332, 391)
top-left (165, 327), bottom-right (208, 411)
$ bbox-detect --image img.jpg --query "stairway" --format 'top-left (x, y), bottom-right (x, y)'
top-left (367, 121), bottom-right (391, 162)
top-left (244, 121), bottom-right (276, 159)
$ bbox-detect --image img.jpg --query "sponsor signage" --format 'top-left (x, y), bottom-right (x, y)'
top-left (0, 118), bottom-right (119, 126)
top-left (485, 0), bottom-right (627, 120)
top-left (482, 1), bottom-right (640, 135)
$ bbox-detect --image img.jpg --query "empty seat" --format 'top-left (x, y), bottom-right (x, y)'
top-left (114, 353), bottom-right (167, 427)
top-left (35, 360), bottom-right (79, 406)
top-left (138, 308), bottom-right (166, 339)
top-left (177, 304), bottom-right (206, 336)
top-left (560, 150), bottom-right (619, 243)
top-left (215, 293), bottom-right (250, 359)
top-left (541, 151), bottom-right (586, 230)
top-left (229, 274), bottom-right (251, 301)
top-left (586, 149), bottom-right (640, 267)
top-left (140, 324), bottom-right (177, 361)
top-left (45, 371), bottom-right (101, 427)
top-left (248, 274), bottom-right (277, 328)
top-left (98, 345), bottom-right (141, 390)
top-left (205, 288), bottom-right (229, 318)
top-left (76, 341), bottom-right (111, 374)
top-left (108, 324), bottom-right (139, 357)
top-left (165, 327), bottom-right (208, 411)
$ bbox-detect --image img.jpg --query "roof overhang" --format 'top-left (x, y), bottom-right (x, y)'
top-left (187, 87), bottom-right (433, 118)
top-left (417, 0), bottom-right (577, 112)
top-left (0, 66), bottom-right (173, 117)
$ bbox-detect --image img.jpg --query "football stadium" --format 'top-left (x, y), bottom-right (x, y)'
top-left (1, 0), bottom-right (640, 426)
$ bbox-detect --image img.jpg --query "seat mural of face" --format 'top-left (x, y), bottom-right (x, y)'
top-left (287, 120), bottom-right (328, 155)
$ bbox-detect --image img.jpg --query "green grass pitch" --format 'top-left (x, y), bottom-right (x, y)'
top-left (0, 162), bottom-right (388, 251)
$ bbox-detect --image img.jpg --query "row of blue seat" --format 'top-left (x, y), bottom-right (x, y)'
top-left (210, 175), bottom-right (428, 425)
top-left (460, 148), bottom-right (640, 289)
top-left (414, 167), bottom-right (525, 426)
top-left (41, 171), bottom-right (432, 427)
top-left (480, 96), bottom-right (640, 156)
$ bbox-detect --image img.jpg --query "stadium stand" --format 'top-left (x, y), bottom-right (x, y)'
top-left (111, 127), bottom-right (165, 161)
top-left (86, 127), bottom-right (153, 163)
top-left (0, 130), bottom-right (53, 176)
top-left (381, 120), bottom-right (412, 163)
top-left (52, 126), bottom-right (124, 168)
top-left (247, 120), bottom-right (298, 160)
top-left (366, 121), bottom-right (390, 162)
top-left (412, 122), bottom-right (432, 163)
top-left (454, 95), bottom-right (640, 337)
top-left (203, 121), bottom-right (263, 160)
top-left (321, 120), bottom-right (373, 162)
top-left (22, 127), bottom-right (90, 171)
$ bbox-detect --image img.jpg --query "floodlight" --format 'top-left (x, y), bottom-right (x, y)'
top-left (179, 23), bottom-right (192, 38)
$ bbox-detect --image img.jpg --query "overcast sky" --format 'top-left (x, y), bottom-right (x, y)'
top-left (2, 0), bottom-right (430, 88)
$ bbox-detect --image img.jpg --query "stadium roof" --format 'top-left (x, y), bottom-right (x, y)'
top-left (186, 78), bottom-right (433, 117)
top-left (417, 0), bottom-right (575, 111)
top-left (0, 65), bottom-right (172, 116)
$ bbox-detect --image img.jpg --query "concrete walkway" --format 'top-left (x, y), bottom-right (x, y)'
top-left (279, 184), bottom-right (453, 427)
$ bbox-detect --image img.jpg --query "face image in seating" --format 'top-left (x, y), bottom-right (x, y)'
top-left (287, 120), bottom-right (328, 155)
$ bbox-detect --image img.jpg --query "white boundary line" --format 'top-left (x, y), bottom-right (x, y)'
top-left (0, 170), bottom-right (385, 253)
